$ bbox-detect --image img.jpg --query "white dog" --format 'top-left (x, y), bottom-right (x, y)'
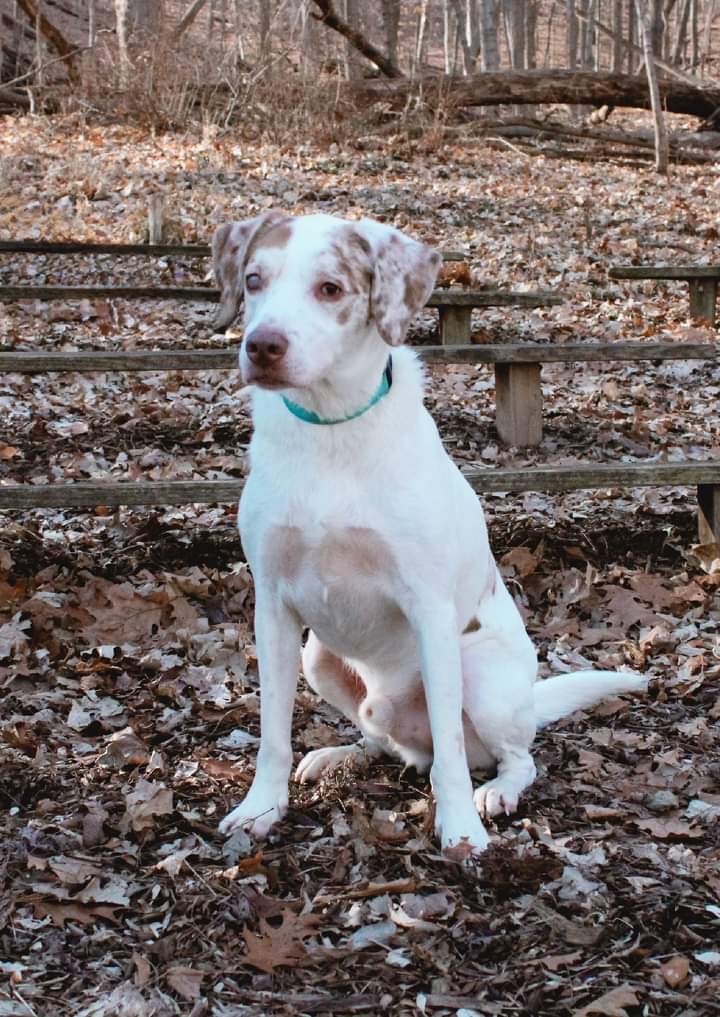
top-left (213, 211), bottom-right (645, 857)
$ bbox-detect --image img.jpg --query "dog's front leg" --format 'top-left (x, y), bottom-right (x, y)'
top-left (415, 604), bottom-right (490, 857)
top-left (219, 593), bottom-right (302, 840)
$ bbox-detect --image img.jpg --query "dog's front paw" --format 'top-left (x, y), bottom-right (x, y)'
top-left (435, 805), bottom-right (490, 859)
top-left (219, 787), bottom-right (288, 839)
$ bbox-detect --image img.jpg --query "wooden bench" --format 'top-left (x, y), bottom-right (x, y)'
top-left (0, 238), bottom-right (562, 347)
top-left (609, 265), bottom-right (720, 326)
top-left (0, 282), bottom-right (561, 347)
top-left (1, 464), bottom-right (717, 544)
top-left (1, 344), bottom-right (718, 543)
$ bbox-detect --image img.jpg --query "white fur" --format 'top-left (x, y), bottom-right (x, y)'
top-left (215, 213), bottom-right (646, 856)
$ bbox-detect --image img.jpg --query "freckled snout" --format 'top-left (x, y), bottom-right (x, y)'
top-left (245, 327), bottom-right (289, 367)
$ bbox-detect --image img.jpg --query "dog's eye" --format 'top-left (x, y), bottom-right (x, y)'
top-left (246, 273), bottom-right (262, 293)
top-left (318, 281), bottom-right (342, 300)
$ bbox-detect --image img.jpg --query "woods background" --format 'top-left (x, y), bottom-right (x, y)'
top-left (2, 1), bottom-right (719, 130)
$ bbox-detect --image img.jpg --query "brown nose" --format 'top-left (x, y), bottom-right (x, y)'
top-left (245, 327), bottom-right (288, 367)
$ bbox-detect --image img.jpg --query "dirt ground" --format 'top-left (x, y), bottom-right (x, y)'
top-left (1, 114), bottom-right (719, 1016)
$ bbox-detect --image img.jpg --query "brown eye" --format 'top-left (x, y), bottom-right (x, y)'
top-left (246, 273), bottom-right (262, 292)
top-left (319, 281), bottom-right (342, 299)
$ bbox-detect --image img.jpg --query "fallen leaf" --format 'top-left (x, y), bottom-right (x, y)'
top-left (121, 780), bottom-right (174, 833)
top-left (165, 965), bottom-right (204, 1001)
top-left (659, 955), bottom-right (690, 988)
top-left (242, 908), bottom-right (320, 972)
top-left (573, 984), bottom-right (640, 1016)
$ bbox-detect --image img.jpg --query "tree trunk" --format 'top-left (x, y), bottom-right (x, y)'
top-left (635, 0), bottom-right (670, 173)
top-left (379, 0), bottom-right (401, 66)
top-left (349, 68), bottom-right (720, 120)
top-left (479, 0), bottom-right (500, 70)
top-left (343, 0), bottom-right (364, 79)
top-left (526, 0), bottom-right (538, 69)
top-left (115, 0), bottom-right (130, 85)
top-left (449, 0), bottom-right (475, 73)
top-left (567, 0), bottom-right (579, 67)
top-left (414, 0), bottom-right (429, 75)
top-left (612, 0), bottom-right (624, 70)
top-left (504, 0), bottom-right (525, 69)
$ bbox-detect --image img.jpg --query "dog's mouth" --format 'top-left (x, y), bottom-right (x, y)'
top-left (251, 378), bottom-right (290, 390)
top-left (242, 366), bottom-right (291, 389)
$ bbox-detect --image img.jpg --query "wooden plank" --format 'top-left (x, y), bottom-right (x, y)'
top-left (425, 289), bottom-right (562, 308)
top-left (0, 240), bottom-right (212, 257)
top-left (422, 342), bottom-right (718, 364)
top-left (1, 343), bottom-right (715, 375)
top-left (0, 285), bottom-right (220, 302)
top-left (609, 265), bottom-right (720, 280)
top-left (1, 462), bottom-right (718, 510)
top-left (495, 364), bottom-right (543, 447)
top-left (698, 484), bottom-right (720, 544)
top-left (688, 278), bottom-right (718, 325)
top-left (0, 240), bottom-right (466, 262)
top-left (0, 285), bottom-right (562, 308)
top-left (439, 306), bottom-right (472, 343)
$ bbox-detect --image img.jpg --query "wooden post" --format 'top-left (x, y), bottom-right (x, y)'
top-left (698, 484), bottom-right (720, 544)
top-left (688, 279), bottom-right (718, 325)
top-left (494, 363), bottom-right (543, 447)
top-left (439, 305), bottom-right (472, 343)
top-left (147, 195), bottom-right (165, 244)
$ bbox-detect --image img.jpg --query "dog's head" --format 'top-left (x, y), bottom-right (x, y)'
top-left (211, 213), bottom-right (440, 389)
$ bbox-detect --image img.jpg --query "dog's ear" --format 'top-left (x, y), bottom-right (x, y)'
top-left (211, 212), bottom-right (285, 332)
top-left (355, 220), bottom-right (441, 346)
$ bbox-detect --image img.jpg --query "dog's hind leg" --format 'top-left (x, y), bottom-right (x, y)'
top-left (295, 631), bottom-right (383, 783)
top-left (461, 634), bottom-right (538, 819)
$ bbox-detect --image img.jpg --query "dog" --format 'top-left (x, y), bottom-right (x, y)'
top-left (212, 211), bottom-right (646, 857)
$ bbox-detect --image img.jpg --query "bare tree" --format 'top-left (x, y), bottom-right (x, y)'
top-left (479, 0), bottom-right (500, 70)
top-left (379, 0), bottom-right (401, 66)
top-left (343, 0), bottom-right (364, 79)
top-left (635, 0), bottom-right (670, 172)
top-left (567, 0), bottom-right (579, 66)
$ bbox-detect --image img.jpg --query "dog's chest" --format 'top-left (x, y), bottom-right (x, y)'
top-left (261, 522), bottom-right (404, 653)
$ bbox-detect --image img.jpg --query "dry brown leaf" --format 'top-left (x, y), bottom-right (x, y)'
top-left (659, 955), bottom-right (690, 988)
top-left (500, 546), bottom-right (540, 578)
top-left (165, 966), bottom-right (204, 1001)
top-left (132, 953), bottom-right (152, 988)
top-left (241, 908), bottom-right (320, 973)
top-left (99, 727), bottom-right (151, 768)
top-left (633, 817), bottom-right (703, 840)
top-left (573, 984), bottom-right (640, 1016)
top-left (121, 779), bottom-right (174, 833)
top-left (541, 950), bottom-right (583, 971)
top-left (200, 757), bottom-right (248, 782)
top-left (32, 900), bottom-right (120, 927)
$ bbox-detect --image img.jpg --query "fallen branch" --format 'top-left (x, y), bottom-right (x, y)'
top-left (14, 0), bottom-right (79, 83)
top-left (348, 69), bottom-right (720, 120)
top-left (310, 0), bottom-right (403, 79)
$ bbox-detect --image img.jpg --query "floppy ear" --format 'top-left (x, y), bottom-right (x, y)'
top-left (355, 219), bottom-right (441, 346)
top-left (211, 212), bottom-right (284, 332)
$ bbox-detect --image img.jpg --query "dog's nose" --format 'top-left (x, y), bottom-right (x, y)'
top-left (245, 328), bottom-right (289, 367)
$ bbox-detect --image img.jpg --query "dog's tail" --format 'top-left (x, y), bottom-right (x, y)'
top-left (533, 670), bottom-right (647, 729)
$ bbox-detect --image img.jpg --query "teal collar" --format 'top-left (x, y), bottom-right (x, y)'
top-left (282, 356), bottom-right (393, 425)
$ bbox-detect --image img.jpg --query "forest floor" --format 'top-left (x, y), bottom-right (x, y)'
top-left (0, 112), bottom-right (719, 1017)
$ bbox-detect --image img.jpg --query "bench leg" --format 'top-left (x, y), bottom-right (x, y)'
top-left (688, 280), bottom-right (718, 326)
top-left (439, 306), bottom-right (472, 344)
top-left (698, 484), bottom-right (720, 544)
top-left (495, 364), bottom-right (543, 447)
